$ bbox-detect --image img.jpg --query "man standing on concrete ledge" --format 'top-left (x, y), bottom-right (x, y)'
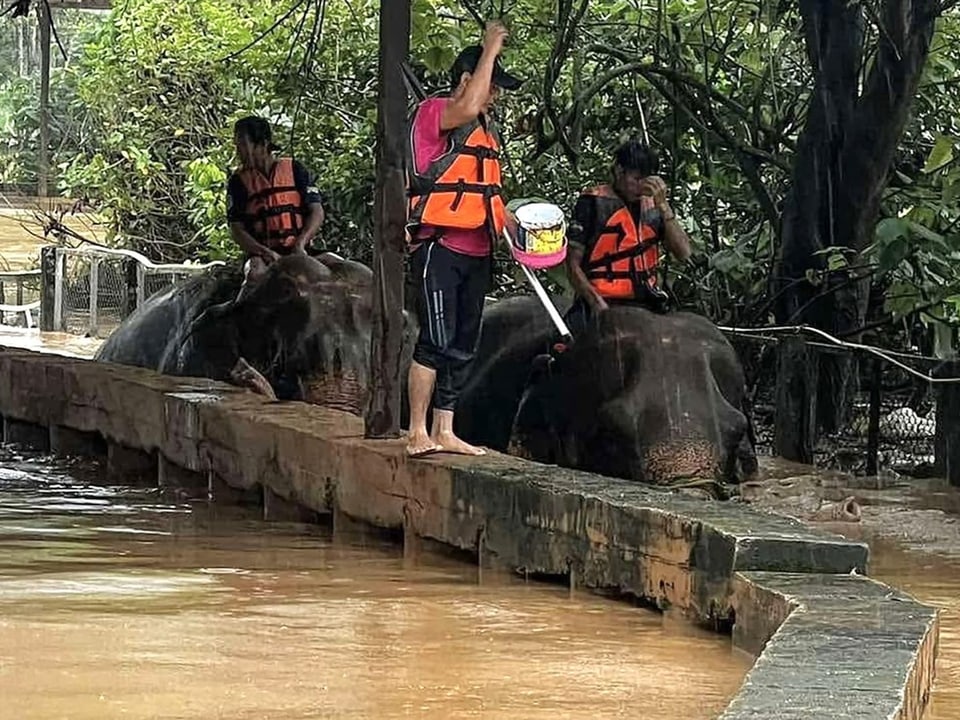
top-left (404, 21), bottom-right (522, 458)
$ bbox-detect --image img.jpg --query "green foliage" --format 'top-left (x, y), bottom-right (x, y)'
top-left (0, 77), bottom-right (38, 186)
top-left (0, 10), bottom-right (100, 192)
top-left (2, 0), bottom-right (958, 347)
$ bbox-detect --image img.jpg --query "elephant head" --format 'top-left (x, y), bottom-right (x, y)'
top-left (231, 252), bottom-right (416, 415)
top-left (98, 253), bottom-right (416, 419)
top-left (507, 304), bottom-right (757, 487)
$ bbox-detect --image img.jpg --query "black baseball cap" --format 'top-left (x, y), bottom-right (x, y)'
top-left (449, 45), bottom-right (523, 90)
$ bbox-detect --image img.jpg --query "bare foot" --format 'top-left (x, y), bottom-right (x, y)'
top-left (434, 431), bottom-right (486, 456)
top-left (229, 357), bottom-right (277, 400)
top-left (406, 430), bottom-right (441, 458)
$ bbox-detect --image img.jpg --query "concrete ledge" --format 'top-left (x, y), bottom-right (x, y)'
top-left (0, 347), bottom-right (938, 718)
top-left (723, 573), bottom-right (938, 720)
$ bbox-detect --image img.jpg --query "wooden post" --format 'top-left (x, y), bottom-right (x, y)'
top-left (123, 256), bottom-right (139, 318)
top-left (40, 245), bottom-right (57, 331)
top-left (364, 0), bottom-right (411, 439)
top-left (37, 0), bottom-right (52, 198)
top-left (774, 337), bottom-right (819, 464)
top-left (935, 360), bottom-right (960, 486)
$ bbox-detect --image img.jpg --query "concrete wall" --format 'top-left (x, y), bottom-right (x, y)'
top-left (0, 347), bottom-right (939, 719)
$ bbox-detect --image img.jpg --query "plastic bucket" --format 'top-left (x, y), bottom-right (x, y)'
top-left (509, 202), bottom-right (568, 269)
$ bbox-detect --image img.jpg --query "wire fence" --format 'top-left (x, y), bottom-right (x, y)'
top-left (722, 325), bottom-right (956, 478)
top-left (44, 244), bottom-right (224, 337)
top-left (24, 241), bottom-right (960, 479)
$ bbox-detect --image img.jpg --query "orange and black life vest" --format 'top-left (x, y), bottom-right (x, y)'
top-left (236, 157), bottom-right (305, 250)
top-left (406, 106), bottom-right (506, 243)
top-left (581, 184), bottom-right (661, 300)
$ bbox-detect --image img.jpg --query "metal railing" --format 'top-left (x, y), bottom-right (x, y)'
top-left (0, 270), bottom-right (42, 328)
top-left (41, 244), bottom-right (224, 337)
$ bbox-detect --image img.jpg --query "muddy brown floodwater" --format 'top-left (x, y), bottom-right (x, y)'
top-left (0, 449), bottom-right (751, 720)
top-left (867, 540), bottom-right (960, 720)
top-left (0, 327), bottom-right (104, 358)
top-left (0, 208), bottom-right (106, 271)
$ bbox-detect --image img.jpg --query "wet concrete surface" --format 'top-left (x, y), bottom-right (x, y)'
top-left (0, 328), bottom-right (104, 358)
top-left (721, 571), bottom-right (937, 720)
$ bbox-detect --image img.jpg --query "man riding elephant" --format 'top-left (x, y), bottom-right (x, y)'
top-left (564, 139), bottom-right (693, 334)
top-left (227, 116), bottom-right (326, 302)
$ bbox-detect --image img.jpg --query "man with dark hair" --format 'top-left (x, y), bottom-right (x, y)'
top-left (404, 20), bottom-right (522, 458)
top-left (227, 116), bottom-right (325, 296)
top-left (564, 138), bottom-right (692, 330)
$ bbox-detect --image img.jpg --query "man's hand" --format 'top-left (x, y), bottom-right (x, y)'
top-left (640, 175), bottom-right (670, 214)
top-left (483, 20), bottom-right (509, 55)
top-left (293, 235), bottom-right (311, 255)
top-left (502, 209), bottom-right (519, 247)
top-left (590, 292), bottom-right (610, 314)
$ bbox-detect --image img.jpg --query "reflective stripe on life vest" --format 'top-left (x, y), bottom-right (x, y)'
top-left (406, 104), bottom-right (506, 243)
top-left (581, 184), bottom-right (660, 300)
top-left (237, 157), bottom-right (305, 250)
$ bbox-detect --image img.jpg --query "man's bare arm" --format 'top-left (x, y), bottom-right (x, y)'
top-left (661, 213), bottom-right (692, 262)
top-left (640, 175), bottom-right (693, 262)
top-left (565, 246), bottom-right (608, 312)
top-left (440, 21), bottom-right (508, 131)
top-left (295, 201), bottom-right (325, 252)
top-left (230, 222), bottom-right (274, 260)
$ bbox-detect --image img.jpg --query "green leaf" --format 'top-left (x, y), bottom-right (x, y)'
top-left (878, 237), bottom-right (911, 273)
top-left (907, 220), bottom-right (948, 249)
top-left (875, 217), bottom-right (909, 245)
top-left (923, 135), bottom-right (955, 174)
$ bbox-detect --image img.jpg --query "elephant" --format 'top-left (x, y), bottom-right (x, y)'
top-left (95, 252), bottom-right (416, 415)
top-left (454, 295), bottom-right (758, 490)
top-left (98, 251), bottom-right (756, 492)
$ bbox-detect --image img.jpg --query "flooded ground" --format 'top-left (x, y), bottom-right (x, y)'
top-left (0, 448), bottom-right (751, 720)
top-left (0, 327), bottom-right (104, 358)
top-left (744, 459), bottom-right (960, 719)
top-left (0, 207), bottom-right (105, 271)
top-left (868, 540), bottom-right (960, 719)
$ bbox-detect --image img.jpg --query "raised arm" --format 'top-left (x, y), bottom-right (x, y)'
top-left (440, 22), bottom-right (508, 131)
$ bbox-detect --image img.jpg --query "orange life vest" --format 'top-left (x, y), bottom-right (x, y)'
top-left (581, 184), bottom-right (660, 300)
top-left (406, 106), bottom-right (506, 243)
top-left (236, 157), bottom-right (305, 250)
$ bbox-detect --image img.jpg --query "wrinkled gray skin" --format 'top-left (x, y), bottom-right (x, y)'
top-left (96, 253), bottom-right (416, 414)
top-left (455, 296), bottom-right (758, 487)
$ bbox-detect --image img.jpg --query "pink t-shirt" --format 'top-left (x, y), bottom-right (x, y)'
top-left (410, 97), bottom-right (492, 257)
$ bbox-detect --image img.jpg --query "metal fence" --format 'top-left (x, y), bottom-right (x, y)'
top-left (724, 326), bottom-right (958, 479)
top-left (41, 244), bottom-right (224, 337)
top-left (0, 270), bottom-right (42, 328)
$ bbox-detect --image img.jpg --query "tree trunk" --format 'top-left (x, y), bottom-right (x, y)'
top-left (364, 0), bottom-right (411, 438)
top-left (773, 0), bottom-right (940, 447)
top-left (37, 1), bottom-right (51, 198)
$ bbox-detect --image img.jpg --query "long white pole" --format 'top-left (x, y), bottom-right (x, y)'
top-left (503, 229), bottom-right (573, 344)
